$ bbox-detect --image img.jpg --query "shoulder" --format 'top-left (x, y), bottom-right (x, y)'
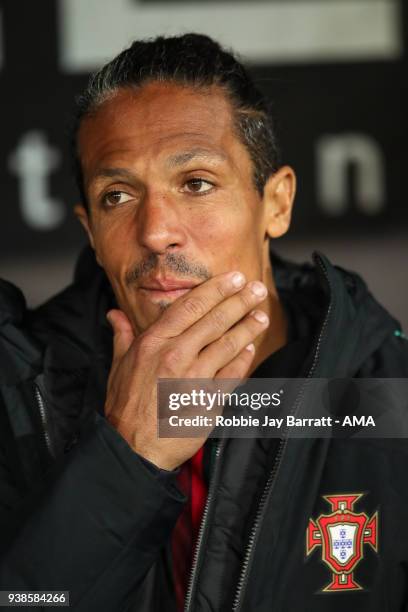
top-left (357, 329), bottom-right (408, 378)
top-left (0, 278), bottom-right (27, 326)
top-left (0, 279), bottom-right (42, 384)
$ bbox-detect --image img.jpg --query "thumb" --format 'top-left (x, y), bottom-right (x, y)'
top-left (107, 309), bottom-right (135, 363)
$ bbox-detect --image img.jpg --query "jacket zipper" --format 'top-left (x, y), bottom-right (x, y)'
top-left (231, 254), bottom-right (333, 611)
top-left (184, 438), bottom-right (225, 612)
top-left (34, 383), bottom-right (54, 457)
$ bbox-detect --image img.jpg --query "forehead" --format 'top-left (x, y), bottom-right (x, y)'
top-left (78, 82), bottom-right (247, 180)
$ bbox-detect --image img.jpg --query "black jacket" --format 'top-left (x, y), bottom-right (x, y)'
top-left (0, 248), bottom-right (407, 611)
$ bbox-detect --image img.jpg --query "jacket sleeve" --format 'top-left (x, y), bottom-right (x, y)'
top-left (0, 414), bottom-right (185, 611)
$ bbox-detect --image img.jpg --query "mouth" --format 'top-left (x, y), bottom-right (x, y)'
top-left (138, 277), bottom-right (200, 303)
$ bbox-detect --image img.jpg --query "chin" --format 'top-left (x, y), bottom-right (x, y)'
top-left (135, 305), bottom-right (170, 331)
top-left (156, 300), bottom-right (172, 311)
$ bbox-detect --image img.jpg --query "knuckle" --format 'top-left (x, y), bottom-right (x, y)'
top-left (185, 365), bottom-right (199, 378)
top-left (238, 292), bottom-right (253, 310)
top-left (215, 280), bottom-right (228, 300)
top-left (182, 296), bottom-right (207, 318)
top-left (137, 332), bottom-right (156, 353)
top-left (224, 366), bottom-right (242, 379)
top-left (221, 334), bottom-right (237, 355)
top-left (159, 346), bottom-right (183, 375)
top-left (210, 308), bottom-right (227, 332)
top-left (229, 357), bottom-right (249, 379)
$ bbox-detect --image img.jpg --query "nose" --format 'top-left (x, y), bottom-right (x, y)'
top-left (136, 192), bottom-right (187, 254)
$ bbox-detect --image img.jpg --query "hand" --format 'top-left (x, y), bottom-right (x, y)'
top-left (104, 272), bottom-right (269, 470)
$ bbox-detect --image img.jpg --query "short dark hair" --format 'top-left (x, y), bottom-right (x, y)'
top-left (72, 33), bottom-right (281, 207)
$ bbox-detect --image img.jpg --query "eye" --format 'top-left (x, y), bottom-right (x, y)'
top-left (182, 178), bottom-right (214, 195)
top-left (102, 190), bottom-right (134, 207)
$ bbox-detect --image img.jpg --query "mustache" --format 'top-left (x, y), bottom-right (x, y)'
top-left (125, 252), bottom-right (211, 286)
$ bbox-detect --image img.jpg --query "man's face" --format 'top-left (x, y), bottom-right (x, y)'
top-left (76, 82), bottom-right (293, 333)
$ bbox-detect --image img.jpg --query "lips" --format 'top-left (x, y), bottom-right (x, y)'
top-left (141, 278), bottom-right (199, 291)
top-left (139, 277), bottom-right (199, 303)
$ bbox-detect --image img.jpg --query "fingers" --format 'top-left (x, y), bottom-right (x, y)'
top-left (107, 309), bottom-right (135, 364)
top-left (179, 280), bottom-right (268, 355)
top-left (149, 271), bottom-right (247, 339)
top-left (198, 309), bottom-right (269, 374)
top-left (215, 343), bottom-right (256, 380)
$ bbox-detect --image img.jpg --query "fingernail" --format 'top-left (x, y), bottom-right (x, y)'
top-left (245, 343), bottom-right (255, 353)
top-left (231, 272), bottom-right (245, 288)
top-left (251, 310), bottom-right (269, 324)
top-left (249, 281), bottom-right (268, 298)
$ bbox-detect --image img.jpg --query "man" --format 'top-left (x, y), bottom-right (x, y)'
top-left (0, 33), bottom-right (407, 611)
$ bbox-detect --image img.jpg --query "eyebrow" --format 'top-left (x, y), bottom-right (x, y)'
top-left (88, 148), bottom-right (228, 186)
top-left (90, 167), bottom-right (137, 183)
top-left (165, 148), bottom-right (228, 168)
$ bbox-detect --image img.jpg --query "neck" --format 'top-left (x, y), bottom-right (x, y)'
top-left (248, 293), bottom-right (288, 375)
top-left (248, 246), bottom-right (288, 375)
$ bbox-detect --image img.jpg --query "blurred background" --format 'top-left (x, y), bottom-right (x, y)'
top-left (0, 0), bottom-right (406, 328)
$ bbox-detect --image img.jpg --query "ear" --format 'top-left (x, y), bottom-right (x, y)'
top-left (262, 166), bottom-right (296, 239)
top-left (74, 203), bottom-right (95, 249)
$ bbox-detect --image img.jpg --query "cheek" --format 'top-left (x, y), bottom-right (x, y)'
top-left (190, 202), bottom-right (263, 269)
top-left (90, 211), bottom-right (137, 271)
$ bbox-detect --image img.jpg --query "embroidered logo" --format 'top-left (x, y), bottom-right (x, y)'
top-left (306, 493), bottom-right (378, 592)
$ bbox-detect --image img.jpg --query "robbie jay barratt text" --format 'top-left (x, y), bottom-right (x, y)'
top-left (166, 415), bottom-right (376, 428)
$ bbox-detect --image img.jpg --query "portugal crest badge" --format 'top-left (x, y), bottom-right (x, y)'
top-left (306, 493), bottom-right (378, 592)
